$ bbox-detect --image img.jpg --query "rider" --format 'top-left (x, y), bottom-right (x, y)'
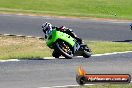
top-left (42, 22), bottom-right (83, 44)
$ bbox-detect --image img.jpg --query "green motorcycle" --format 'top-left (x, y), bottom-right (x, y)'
top-left (45, 29), bottom-right (91, 59)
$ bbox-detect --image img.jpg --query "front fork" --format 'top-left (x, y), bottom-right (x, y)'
top-left (73, 43), bottom-right (80, 54)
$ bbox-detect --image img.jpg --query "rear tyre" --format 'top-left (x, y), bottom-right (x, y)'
top-left (83, 50), bottom-right (91, 58)
top-left (80, 44), bottom-right (91, 58)
top-left (55, 40), bottom-right (73, 59)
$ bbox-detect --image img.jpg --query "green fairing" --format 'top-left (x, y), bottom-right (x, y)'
top-left (46, 29), bottom-right (75, 48)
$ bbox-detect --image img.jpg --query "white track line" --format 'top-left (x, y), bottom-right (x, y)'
top-left (0, 59), bottom-right (20, 62)
top-left (2, 33), bottom-right (15, 36)
top-left (39, 84), bottom-right (94, 88)
top-left (39, 81), bottom-right (132, 88)
top-left (0, 51), bottom-right (132, 62)
top-left (43, 51), bottom-right (132, 59)
top-left (92, 51), bottom-right (132, 57)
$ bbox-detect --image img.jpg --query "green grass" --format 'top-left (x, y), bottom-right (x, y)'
top-left (0, 0), bottom-right (132, 19)
top-left (0, 35), bottom-right (132, 60)
top-left (88, 41), bottom-right (132, 54)
top-left (0, 35), bottom-right (52, 60)
top-left (75, 84), bottom-right (132, 88)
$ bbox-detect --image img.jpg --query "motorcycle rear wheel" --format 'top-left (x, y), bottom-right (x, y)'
top-left (83, 50), bottom-right (91, 58)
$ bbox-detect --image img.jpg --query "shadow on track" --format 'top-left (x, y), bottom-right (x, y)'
top-left (113, 40), bottom-right (132, 43)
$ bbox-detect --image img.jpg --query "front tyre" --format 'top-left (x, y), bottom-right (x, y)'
top-left (52, 50), bottom-right (60, 58)
top-left (55, 41), bottom-right (73, 59)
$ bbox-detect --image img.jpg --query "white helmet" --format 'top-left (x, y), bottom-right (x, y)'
top-left (42, 22), bottom-right (52, 33)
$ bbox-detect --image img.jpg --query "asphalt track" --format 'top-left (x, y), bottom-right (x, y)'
top-left (0, 14), bottom-right (132, 88)
top-left (0, 53), bottom-right (132, 88)
top-left (0, 14), bottom-right (132, 41)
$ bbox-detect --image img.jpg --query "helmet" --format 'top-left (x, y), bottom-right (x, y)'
top-left (42, 22), bottom-right (52, 33)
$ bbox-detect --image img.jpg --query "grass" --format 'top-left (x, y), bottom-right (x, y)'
top-left (0, 35), bottom-right (132, 60)
top-left (0, 0), bottom-right (132, 19)
top-left (88, 41), bottom-right (132, 54)
top-left (0, 35), bottom-right (51, 60)
top-left (74, 84), bottom-right (132, 88)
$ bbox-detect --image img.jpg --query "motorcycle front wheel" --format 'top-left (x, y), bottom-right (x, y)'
top-left (52, 50), bottom-right (61, 58)
top-left (55, 40), bottom-right (73, 59)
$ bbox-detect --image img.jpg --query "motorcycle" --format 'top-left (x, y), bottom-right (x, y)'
top-left (45, 29), bottom-right (92, 59)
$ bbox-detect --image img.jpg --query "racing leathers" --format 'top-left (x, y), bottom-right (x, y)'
top-left (42, 26), bottom-right (83, 44)
top-left (53, 26), bottom-right (82, 44)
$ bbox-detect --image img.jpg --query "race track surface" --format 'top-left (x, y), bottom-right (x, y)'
top-left (0, 14), bottom-right (132, 41)
top-left (0, 14), bottom-right (132, 88)
top-left (0, 53), bottom-right (132, 88)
